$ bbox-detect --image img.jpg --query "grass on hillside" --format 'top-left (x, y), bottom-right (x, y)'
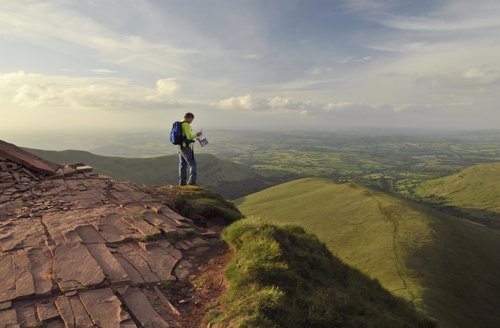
top-left (414, 163), bottom-right (500, 228)
top-left (236, 178), bottom-right (500, 328)
top-left (236, 178), bottom-right (426, 302)
top-left (209, 220), bottom-right (435, 328)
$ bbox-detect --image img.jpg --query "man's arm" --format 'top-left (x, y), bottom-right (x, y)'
top-left (182, 122), bottom-right (200, 140)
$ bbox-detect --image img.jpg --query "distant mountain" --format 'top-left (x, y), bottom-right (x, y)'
top-left (236, 178), bottom-right (500, 328)
top-left (415, 163), bottom-right (500, 228)
top-left (22, 147), bottom-right (274, 199)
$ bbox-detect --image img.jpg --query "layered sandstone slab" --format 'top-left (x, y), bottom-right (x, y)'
top-left (0, 140), bottom-right (59, 175)
top-left (120, 287), bottom-right (169, 328)
top-left (53, 241), bottom-right (106, 292)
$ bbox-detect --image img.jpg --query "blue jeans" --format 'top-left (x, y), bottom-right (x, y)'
top-left (179, 146), bottom-right (197, 184)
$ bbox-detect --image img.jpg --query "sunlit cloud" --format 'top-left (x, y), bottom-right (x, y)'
top-left (0, 71), bottom-right (188, 111)
top-left (216, 95), bottom-right (258, 111)
top-left (155, 78), bottom-right (181, 97)
top-left (90, 69), bottom-right (118, 74)
top-left (214, 94), bottom-right (314, 113)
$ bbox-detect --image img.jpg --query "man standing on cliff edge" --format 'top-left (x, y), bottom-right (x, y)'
top-left (178, 112), bottom-right (201, 186)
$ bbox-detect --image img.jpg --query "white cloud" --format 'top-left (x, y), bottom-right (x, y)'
top-left (308, 66), bottom-right (334, 75)
top-left (354, 0), bottom-right (500, 61)
top-left (378, 2), bottom-right (500, 32)
top-left (90, 68), bottom-right (118, 74)
top-left (0, 71), bottom-right (186, 111)
top-left (216, 95), bottom-right (257, 111)
top-left (213, 94), bottom-right (467, 122)
top-left (415, 66), bottom-right (500, 89)
top-left (367, 41), bottom-right (436, 53)
top-left (381, 15), bottom-right (500, 32)
top-left (1, 71), bottom-right (497, 130)
top-left (462, 67), bottom-right (500, 84)
top-left (343, 0), bottom-right (398, 13)
top-left (268, 97), bottom-right (313, 111)
top-left (268, 97), bottom-right (293, 109)
top-left (337, 56), bottom-right (373, 63)
top-left (324, 102), bottom-right (356, 111)
top-left (243, 54), bottom-right (261, 59)
top-left (214, 94), bottom-right (315, 112)
top-left (13, 84), bottom-right (52, 107)
top-left (347, 0), bottom-right (500, 33)
top-left (156, 78), bottom-right (181, 97)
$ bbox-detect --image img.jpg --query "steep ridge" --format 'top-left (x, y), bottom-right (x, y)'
top-left (415, 163), bottom-right (500, 228)
top-left (0, 140), bottom-right (227, 328)
top-left (237, 178), bottom-right (500, 328)
top-left (212, 221), bottom-right (434, 327)
top-left (22, 147), bottom-right (273, 199)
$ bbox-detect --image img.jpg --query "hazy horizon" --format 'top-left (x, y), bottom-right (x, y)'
top-left (2, 127), bottom-right (500, 158)
top-left (2, 1), bottom-right (500, 132)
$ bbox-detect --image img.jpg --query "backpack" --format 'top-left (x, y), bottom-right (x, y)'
top-left (170, 121), bottom-right (195, 146)
top-left (170, 121), bottom-right (185, 145)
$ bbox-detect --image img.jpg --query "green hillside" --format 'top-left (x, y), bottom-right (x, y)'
top-left (211, 221), bottom-right (434, 327)
top-left (415, 163), bottom-right (500, 228)
top-left (237, 178), bottom-right (500, 328)
top-left (23, 147), bottom-right (272, 199)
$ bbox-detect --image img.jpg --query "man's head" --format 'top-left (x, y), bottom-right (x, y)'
top-left (184, 112), bottom-right (195, 124)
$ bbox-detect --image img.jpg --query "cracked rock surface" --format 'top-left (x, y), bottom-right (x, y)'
top-left (0, 140), bottom-right (219, 328)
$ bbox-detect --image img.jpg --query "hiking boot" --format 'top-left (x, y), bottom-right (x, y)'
top-left (179, 182), bottom-right (187, 186)
top-left (187, 181), bottom-right (198, 186)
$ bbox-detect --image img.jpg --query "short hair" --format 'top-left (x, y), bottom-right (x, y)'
top-left (184, 112), bottom-right (194, 119)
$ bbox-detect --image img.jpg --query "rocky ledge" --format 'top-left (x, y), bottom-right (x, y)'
top-left (0, 140), bottom-right (220, 328)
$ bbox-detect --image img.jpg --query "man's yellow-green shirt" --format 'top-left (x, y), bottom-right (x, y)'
top-left (181, 119), bottom-right (197, 147)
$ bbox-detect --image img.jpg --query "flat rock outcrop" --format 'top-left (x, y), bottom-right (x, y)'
top-left (0, 140), bottom-right (219, 328)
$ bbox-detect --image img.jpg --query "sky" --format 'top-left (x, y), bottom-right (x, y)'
top-left (1, 0), bottom-right (500, 133)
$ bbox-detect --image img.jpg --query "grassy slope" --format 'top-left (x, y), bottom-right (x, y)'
top-left (212, 221), bottom-right (434, 328)
top-left (236, 178), bottom-right (500, 328)
top-left (415, 163), bottom-right (500, 228)
top-left (23, 147), bottom-right (271, 199)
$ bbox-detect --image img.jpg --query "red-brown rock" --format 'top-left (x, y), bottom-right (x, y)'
top-left (0, 140), bottom-right (59, 175)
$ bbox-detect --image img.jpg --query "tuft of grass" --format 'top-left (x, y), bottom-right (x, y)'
top-left (159, 280), bottom-right (172, 289)
top-left (183, 227), bottom-right (198, 235)
top-left (139, 233), bottom-right (161, 243)
top-left (212, 220), bottom-right (435, 328)
top-left (163, 186), bottom-right (243, 225)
